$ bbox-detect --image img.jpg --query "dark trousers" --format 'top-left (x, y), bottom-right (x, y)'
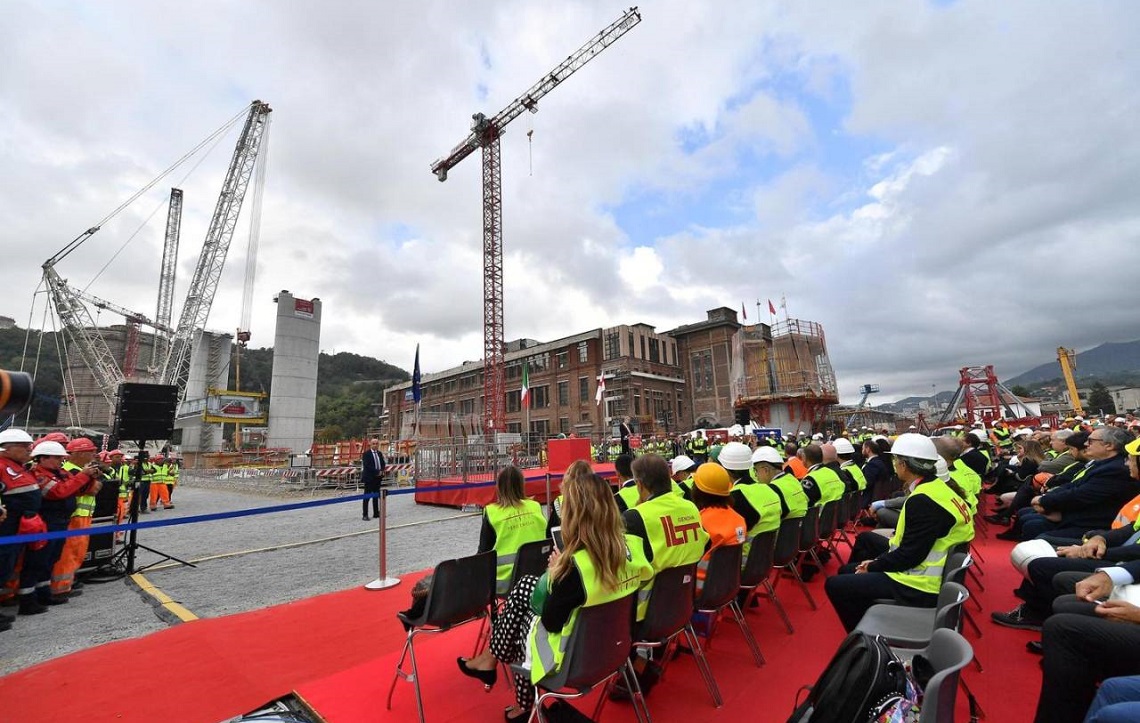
top-left (849, 530), bottom-right (890, 566)
top-left (1016, 508), bottom-right (1086, 541)
top-left (1034, 613), bottom-right (1140, 723)
top-left (1018, 557), bottom-right (1105, 616)
top-left (138, 480), bottom-right (151, 509)
top-left (363, 484), bottom-right (380, 517)
top-left (824, 565), bottom-right (937, 632)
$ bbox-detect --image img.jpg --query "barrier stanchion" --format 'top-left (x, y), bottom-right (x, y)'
top-left (365, 489), bottom-right (401, 590)
top-left (545, 473), bottom-right (552, 516)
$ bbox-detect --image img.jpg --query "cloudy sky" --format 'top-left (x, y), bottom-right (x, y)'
top-left (4, 1), bottom-right (1139, 404)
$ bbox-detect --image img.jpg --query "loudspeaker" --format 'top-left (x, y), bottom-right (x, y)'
top-left (114, 383), bottom-right (178, 441)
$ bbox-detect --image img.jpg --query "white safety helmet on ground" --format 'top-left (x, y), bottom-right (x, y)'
top-left (0, 428), bottom-right (34, 448)
top-left (718, 442), bottom-right (754, 471)
top-left (30, 440), bottom-right (68, 458)
top-left (751, 446), bottom-right (784, 465)
top-left (670, 455), bottom-right (697, 475)
top-left (887, 433), bottom-right (940, 461)
top-left (1011, 539), bottom-right (1056, 579)
top-left (832, 438), bottom-right (856, 455)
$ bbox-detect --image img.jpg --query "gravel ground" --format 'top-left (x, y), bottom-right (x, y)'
top-left (0, 484), bottom-right (482, 675)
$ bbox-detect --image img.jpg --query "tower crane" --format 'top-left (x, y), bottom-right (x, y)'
top-left (430, 7), bottom-right (642, 434)
top-left (1058, 347), bottom-right (1084, 416)
top-left (152, 187), bottom-right (183, 372)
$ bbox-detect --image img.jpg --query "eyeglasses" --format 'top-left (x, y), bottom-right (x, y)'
top-left (1086, 437), bottom-right (1108, 447)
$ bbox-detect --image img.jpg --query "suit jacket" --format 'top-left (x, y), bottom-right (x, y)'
top-left (361, 448), bottom-right (387, 486)
top-left (619, 423), bottom-right (631, 440)
top-left (1040, 456), bottom-right (1139, 532)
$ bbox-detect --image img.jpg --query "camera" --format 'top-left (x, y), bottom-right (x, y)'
top-left (1, 370), bottom-right (34, 418)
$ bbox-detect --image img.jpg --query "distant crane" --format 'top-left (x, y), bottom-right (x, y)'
top-left (430, 7), bottom-right (642, 434)
top-left (839, 383), bottom-right (879, 430)
top-left (42, 100), bottom-right (272, 413)
top-left (1057, 347), bottom-right (1084, 416)
top-left (152, 188), bottom-right (184, 372)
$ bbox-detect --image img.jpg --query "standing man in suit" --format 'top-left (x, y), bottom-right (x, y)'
top-left (361, 438), bottom-right (387, 521)
top-left (620, 417), bottom-right (633, 457)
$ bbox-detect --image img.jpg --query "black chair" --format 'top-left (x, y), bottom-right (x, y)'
top-left (387, 551), bottom-right (496, 723)
top-left (475, 539), bottom-right (556, 654)
top-left (511, 594), bottom-right (651, 723)
top-left (771, 514), bottom-right (816, 610)
top-left (633, 563), bottom-right (722, 707)
top-left (739, 528), bottom-right (793, 634)
top-left (693, 544), bottom-right (764, 667)
top-left (817, 499), bottom-right (842, 565)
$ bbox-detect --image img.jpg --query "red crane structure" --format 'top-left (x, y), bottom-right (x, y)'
top-left (430, 7), bottom-right (642, 435)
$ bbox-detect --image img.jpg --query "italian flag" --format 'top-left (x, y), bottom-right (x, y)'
top-left (520, 362), bottom-right (530, 407)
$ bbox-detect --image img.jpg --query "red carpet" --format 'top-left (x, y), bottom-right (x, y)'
top-left (0, 520), bottom-right (1041, 723)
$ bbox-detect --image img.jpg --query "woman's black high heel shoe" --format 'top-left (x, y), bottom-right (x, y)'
top-left (457, 656), bottom-right (497, 690)
top-left (504, 704), bottom-right (531, 722)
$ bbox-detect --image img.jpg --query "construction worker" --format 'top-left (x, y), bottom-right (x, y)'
top-left (26, 441), bottom-right (98, 610)
top-left (138, 453), bottom-right (156, 513)
top-left (690, 463), bottom-right (746, 593)
top-left (49, 438), bottom-right (103, 597)
top-left (783, 441), bottom-right (808, 479)
top-left (148, 455), bottom-right (172, 511)
top-left (478, 466), bottom-right (547, 596)
top-left (992, 419), bottom-right (1014, 456)
top-left (109, 450), bottom-right (132, 524)
top-left (824, 433), bottom-right (974, 631)
top-left (799, 443), bottom-right (846, 508)
top-left (165, 457), bottom-right (179, 507)
top-left (751, 446), bottom-right (808, 520)
top-left (0, 429), bottom-right (45, 627)
top-left (670, 455), bottom-right (698, 499)
top-left (720, 442), bottom-right (781, 563)
top-left (621, 453), bottom-right (707, 620)
top-left (834, 438), bottom-right (867, 493)
top-left (691, 430), bottom-right (709, 464)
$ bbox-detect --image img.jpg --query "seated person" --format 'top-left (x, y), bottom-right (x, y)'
top-left (670, 455), bottom-right (698, 499)
top-left (612, 453), bottom-right (639, 512)
top-left (457, 461), bottom-right (653, 721)
top-left (989, 433), bottom-right (1084, 526)
top-left (823, 434), bottom-right (974, 632)
top-left (799, 443), bottom-right (846, 509)
top-left (783, 441), bottom-right (808, 480)
top-left (750, 446), bottom-right (808, 521)
top-left (833, 438), bottom-right (867, 495)
top-left (1001, 428), bottom-right (1138, 541)
top-left (689, 462), bottom-right (746, 593)
top-left (480, 466), bottom-right (549, 596)
top-left (859, 437), bottom-right (893, 508)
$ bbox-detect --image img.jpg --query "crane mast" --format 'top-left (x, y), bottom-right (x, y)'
top-left (161, 101), bottom-right (272, 399)
top-left (430, 7), bottom-right (641, 434)
top-left (42, 265), bottom-right (126, 407)
top-left (1057, 347), bottom-right (1084, 416)
top-left (153, 187), bottom-right (183, 370)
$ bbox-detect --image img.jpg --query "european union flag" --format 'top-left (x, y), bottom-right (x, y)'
top-left (412, 344), bottom-right (422, 404)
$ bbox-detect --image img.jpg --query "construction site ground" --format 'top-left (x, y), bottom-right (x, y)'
top-left (0, 485), bottom-right (481, 675)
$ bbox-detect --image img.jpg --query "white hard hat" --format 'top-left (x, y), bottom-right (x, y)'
top-left (908, 425), bottom-right (917, 430)
top-left (1011, 539), bottom-right (1056, 579)
top-left (0, 428), bottom-right (34, 447)
top-left (751, 447), bottom-right (784, 465)
top-left (718, 442), bottom-right (754, 471)
top-left (670, 455), bottom-right (697, 475)
top-left (969, 430), bottom-right (989, 445)
top-left (1013, 428), bottom-right (1033, 439)
top-left (833, 438), bottom-right (856, 455)
top-left (888, 433), bottom-right (940, 461)
top-left (812, 432), bottom-right (823, 440)
top-left (31, 440), bottom-right (68, 458)
top-left (1040, 423), bottom-right (1052, 430)
top-left (935, 458), bottom-right (950, 481)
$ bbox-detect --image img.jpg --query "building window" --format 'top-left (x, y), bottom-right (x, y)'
top-left (506, 390), bottom-right (521, 413)
top-left (692, 353), bottom-right (703, 391)
top-left (526, 385), bottom-right (549, 409)
top-left (577, 342), bottom-right (588, 363)
top-left (604, 332), bottom-right (620, 360)
top-left (557, 380), bottom-right (569, 406)
top-left (703, 350), bottom-right (713, 390)
top-left (628, 332), bottom-right (634, 357)
top-left (555, 351), bottom-right (568, 370)
top-left (579, 376), bottom-right (589, 402)
top-left (649, 337), bottom-right (660, 363)
top-left (559, 417), bottom-right (570, 434)
top-left (460, 398), bottom-right (475, 415)
top-left (507, 423), bottom-right (522, 434)
top-left (634, 391), bottom-right (641, 416)
top-left (506, 361), bottom-right (521, 380)
top-left (580, 412), bottom-right (591, 422)
top-left (530, 419), bottom-right (550, 437)
top-left (640, 335), bottom-right (647, 360)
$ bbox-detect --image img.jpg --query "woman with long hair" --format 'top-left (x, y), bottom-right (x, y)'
top-left (458, 460), bottom-right (653, 721)
top-left (479, 466), bottom-right (548, 596)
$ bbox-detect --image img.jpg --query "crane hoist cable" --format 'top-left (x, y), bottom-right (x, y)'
top-left (81, 118), bottom-right (236, 293)
top-left (46, 104), bottom-right (252, 268)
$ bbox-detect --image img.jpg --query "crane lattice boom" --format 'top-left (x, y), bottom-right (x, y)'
top-left (430, 8), bottom-right (641, 433)
top-left (161, 101), bottom-right (272, 399)
top-left (42, 266), bottom-right (125, 406)
top-left (154, 188), bottom-right (183, 354)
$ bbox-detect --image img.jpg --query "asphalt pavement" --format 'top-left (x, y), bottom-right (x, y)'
top-left (0, 484), bottom-right (482, 675)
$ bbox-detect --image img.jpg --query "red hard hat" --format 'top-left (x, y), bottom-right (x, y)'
top-left (109, 449), bottom-right (125, 457)
top-left (66, 438), bottom-right (97, 453)
top-left (40, 432), bottom-right (71, 445)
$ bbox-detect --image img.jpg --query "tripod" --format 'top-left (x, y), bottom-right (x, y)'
top-left (94, 443), bottom-right (196, 579)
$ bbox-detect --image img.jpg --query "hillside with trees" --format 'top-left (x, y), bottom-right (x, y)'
top-left (0, 326), bottom-right (409, 437)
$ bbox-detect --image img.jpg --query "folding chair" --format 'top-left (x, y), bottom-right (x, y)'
top-left (739, 528), bottom-right (793, 634)
top-left (915, 629), bottom-right (975, 723)
top-left (633, 563), bottom-right (722, 707)
top-left (693, 544), bottom-right (764, 667)
top-left (771, 514), bottom-right (817, 610)
top-left (474, 538), bottom-right (556, 654)
top-left (387, 551), bottom-right (496, 723)
top-left (511, 594), bottom-right (650, 723)
top-left (853, 581), bottom-right (970, 650)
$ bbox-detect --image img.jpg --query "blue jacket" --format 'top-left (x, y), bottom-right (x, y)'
top-left (361, 448), bottom-right (387, 486)
top-left (1039, 456), bottom-right (1138, 533)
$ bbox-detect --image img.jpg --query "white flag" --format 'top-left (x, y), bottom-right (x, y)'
top-left (595, 374), bottom-right (606, 406)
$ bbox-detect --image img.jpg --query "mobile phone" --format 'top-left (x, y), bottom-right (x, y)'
top-left (550, 526), bottom-right (563, 552)
top-left (1093, 599), bottom-right (1106, 606)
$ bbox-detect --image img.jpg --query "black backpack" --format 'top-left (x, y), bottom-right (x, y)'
top-left (788, 632), bottom-right (913, 723)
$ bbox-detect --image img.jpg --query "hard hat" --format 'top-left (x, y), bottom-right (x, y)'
top-left (152, 454), bottom-right (165, 461)
top-left (935, 458), bottom-right (950, 481)
top-left (1013, 429), bottom-right (1032, 439)
top-left (31, 440), bottom-right (69, 458)
top-left (109, 449), bottom-right (125, 457)
top-left (887, 433), bottom-right (940, 461)
top-left (692, 463), bottom-right (733, 496)
top-left (972, 421), bottom-right (984, 428)
top-left (39, 431), bottom-right (71, 445)
top-left (1011, 539), bottom-right (1056, 579)
top-left (718, 442), bottom-right (754, 471)
top-left (66, 438), bottom-right (97, 453)
top-left (751, 446), bottom-right (784, 465)
top-left (0, 428), bottom-right (35, 447)
top-left (1040, 423), bottom-right (1052, 430)
top-left (1075, 416), bottom-right (1084, 422)
top-left (811, 432), bottom-right (823, 440)
top-left (833, 438), bottom-right (856, 455)
top-left (1126, 437), bottom-right (1140, 456)
top-left (969, 430), bottom-right (989, 445)
top-left (670, 455), bottom-right (697, 475)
